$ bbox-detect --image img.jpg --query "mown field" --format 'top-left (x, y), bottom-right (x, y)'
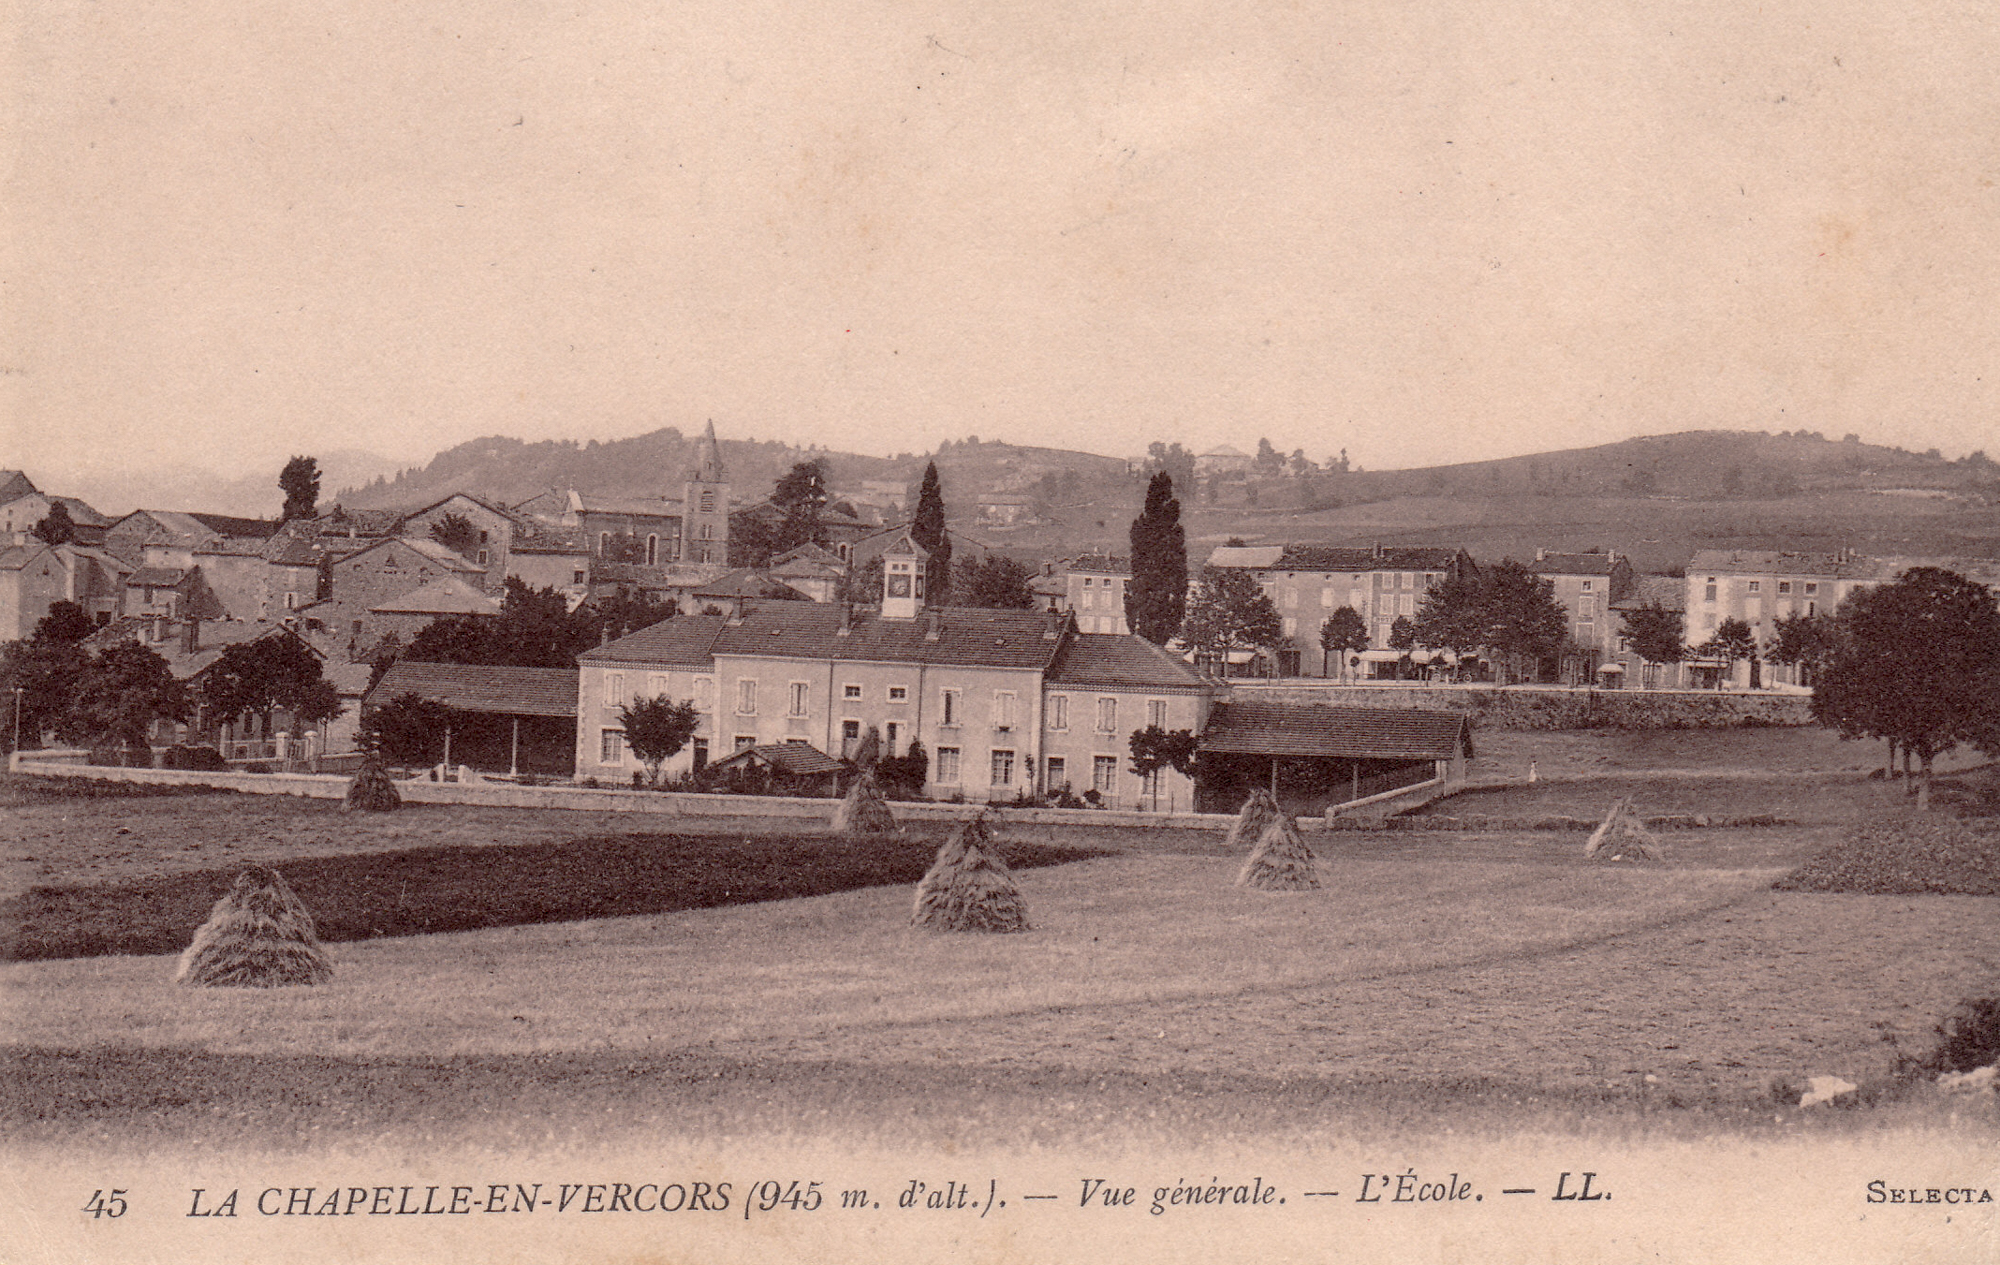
top-left (3, 731), bottom-right (1996, 1160)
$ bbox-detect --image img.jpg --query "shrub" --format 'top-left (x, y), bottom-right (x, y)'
top-left (87, 743), bottom-right (153, 768)
top-left (243, 762), bottom-right (274, 775)
top-left (1926, 997), bottom-right (2000, 1073)
top-left (162, 744), bottom-right (229, 772)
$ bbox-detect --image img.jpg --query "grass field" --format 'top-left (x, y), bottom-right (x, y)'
top-left (3, 735), bottom-right (1997, 1158)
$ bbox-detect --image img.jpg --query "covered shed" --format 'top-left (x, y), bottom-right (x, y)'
top-left (1196, 699), bottom-right (1473, 816)
top-left (363, 660), bottom-right (579, 776)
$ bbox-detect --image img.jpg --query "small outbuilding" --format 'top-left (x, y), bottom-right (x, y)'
top-left (1196, 699), bottom-right (1473, 816)
top-left (700, 741), bottom-right (850, 797)
top-left (363, 660), bottom-right (579, 777)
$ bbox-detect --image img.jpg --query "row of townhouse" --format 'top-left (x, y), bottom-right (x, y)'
top-left (574, 538), bottom-right (1214, 809)
top-left (1203, 544), bottom-right (1478, 677)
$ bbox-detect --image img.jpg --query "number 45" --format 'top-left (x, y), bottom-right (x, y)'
top-left (83, 1190), bottom-right (128, 1219)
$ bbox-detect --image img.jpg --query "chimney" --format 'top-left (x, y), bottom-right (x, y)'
top-left (184, 618), bottom-right (198, 653)
top-left (1043, 608), bottom-right (1063, 641)
top-left (600, 626), bottom-right (611, 646)
top-left (1373, 541), bottom-right (1384, 560)
top-left (1535, 547), bottom-right (1545, 562)
top-left (836, 602), bottom-right (853, 636)
top-left (925, 610), bottom-right (942, 642)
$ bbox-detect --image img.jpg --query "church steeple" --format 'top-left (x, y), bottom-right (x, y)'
top-left (680, 420), bottom-right (729, 564)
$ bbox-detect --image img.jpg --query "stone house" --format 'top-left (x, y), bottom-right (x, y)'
top-left (1204, 543), bottom-right (1478, 677)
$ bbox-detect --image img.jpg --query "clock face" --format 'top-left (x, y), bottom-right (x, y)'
top-left (888, 575), bottom-right (911, 598)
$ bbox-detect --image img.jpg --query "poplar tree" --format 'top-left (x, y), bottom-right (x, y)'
top-left (911, 461), bottom-right (951, 606)
top-left (1125, 472), bottom-right (1187, 644)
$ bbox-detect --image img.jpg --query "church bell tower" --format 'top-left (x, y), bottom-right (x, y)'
top-left (680, 420), bottom-right (729, 564)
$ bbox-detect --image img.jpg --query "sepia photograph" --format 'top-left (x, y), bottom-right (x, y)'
top-left (3, 0), bottom-right (1997, 1260)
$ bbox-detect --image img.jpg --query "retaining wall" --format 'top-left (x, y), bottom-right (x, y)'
top-left (1231, 683), bottom-right (1814, 731)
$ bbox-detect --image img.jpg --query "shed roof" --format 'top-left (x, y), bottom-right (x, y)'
top-left (364, 661), bottom-right (580, 718)
top-left (704, 741), bottom-right (846, 776)
top-left (1199, 699), bottom-right (1472, 762)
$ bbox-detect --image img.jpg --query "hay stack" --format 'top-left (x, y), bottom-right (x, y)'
top-left (1584, 796), bottom-right (1666, 862)
top-left (833, 768), bottom-right (897, 835)
top-left (1236, 811), bottom-right (1320, 890)
top-left (1222, 788), bottom-right (1282, 852)
top-left (342, 754), bottom-right (401, 812)
top-left (175, 866), bottom-right (334, 988)
top-left (912, 813), bottom-right (1029, 932)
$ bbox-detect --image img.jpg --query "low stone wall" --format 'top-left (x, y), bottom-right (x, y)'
top-left (8, 756), bottom-right (1450, 837)
top-left (1232, 683), bottom-right (1814, 731)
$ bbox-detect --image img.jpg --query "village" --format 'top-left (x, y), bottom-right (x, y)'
top-left (6, 432), bottom-right (1997, 822)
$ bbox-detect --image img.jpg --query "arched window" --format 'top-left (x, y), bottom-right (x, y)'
top-left (599, 532), bottom-right (611, 557)
top-left (645, 534), bottom-right (658, 566)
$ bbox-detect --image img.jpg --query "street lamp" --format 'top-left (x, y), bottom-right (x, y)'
top-left (12, 686), bottom-right (23, 764)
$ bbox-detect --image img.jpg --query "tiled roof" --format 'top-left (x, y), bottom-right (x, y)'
top-left (1612, 575), bottom-right (1686, 611)
top-left (1047, 632), bottom-right (1209, 691)
top-left (264, 537), bottom-right (322, 567)
top-left (369, 575), bottom-right (502, 615)
top-left (52, 497), bottom-right (110, 527)
top-left (1687, 549), bottom-right (1848, 577)
top-left (366, 660), bottom-right (579, 718)
top-left (1271, 545), bottom-right (1464, 572)
top-left (575, 493), bottom-right (685, 518)
top-left (1530, 553), bottom-right (1617, 575)
top-left (0, 545), bottom-right (49, 570)
top-left (1199, 699), bottom-right (1472, 761)
top-left (1206, 546), bottom-right (1285, 569)
top-left (510, 526), bottom-right (590, 554)
top-left (188, 512), bottom-right (277, 538)
top-left (771, 541), bottom-right (845, 568)
top-left (127, 566), bottom-right (189, 587)
top-left (0, 471), bottom-right (37, 504)
top-left (710, 602), bottom-right (1065, 671)
top-left (1067, 552), bottom-right (1129, 574)
top-left (706, 742), bottom-right (846, 776)
top-left (691, 568), bottom-right (812, 600)
top-left (580, 615), bottom-right (730, 667)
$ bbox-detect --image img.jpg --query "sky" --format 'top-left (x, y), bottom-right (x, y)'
top-left (5, 0), bottom-right (1998, 496)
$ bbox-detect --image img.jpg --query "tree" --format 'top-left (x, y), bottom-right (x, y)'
top-left (1180, 567), bottom-right (1283, 673)
top-left (836, 554), bottom-right (884, 606)
top-left (617, 695), bottom-right (702, 785)
top-left (1, 637), bottom-right (86, 751)
top-left (360, 692), bottom-right (454, 765)
top-left (429, 512), bottom-right (480, 558)
top-left (1318, 606), bottom-right (1368, 680)
top-left (196, 635), bottom-right (344, 731)
top-left (910, 462), bottom-right (951, 606)
top-left (1128, 725), bottom-right (1199, 809)
top-left (1481, 560), bottom-right (1569, 683)
top-left (279, 456), bottom-right (321, 522)
top-left (953, 554), bottom-right (1038, 609)
top-left (31, 502), bottom-right (76, 546)
top-left (1619, 604), bottom-right (1685, 687)
top-left (1125, 472), bottom-right (1188, 645)
top-left (31, 600), bottom-right (94, 646)
top-left (1410, 570), bottom-right (1489, 656)
top-left (770, 459), bottom-right (830, 555)
top-left (1767, 609), bottom-right (1839, 687)
top-left (56, 642), bottom-right (187, 747)
top-left (402, 579), bottom-right (596, 670)
top-left (1410, 560), bottom-right (1565, 682)
top-left (1698, 617), bottom-right (1758, 690)
top-left (1811, 567), bottom-right (2000, 809)
top-left (1253, 437), bottom-right (1284, 476)
top-left (1143, 441), bottom-right (1196, 495)
top-left (1388, 615), bottom-right (1417, 651)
